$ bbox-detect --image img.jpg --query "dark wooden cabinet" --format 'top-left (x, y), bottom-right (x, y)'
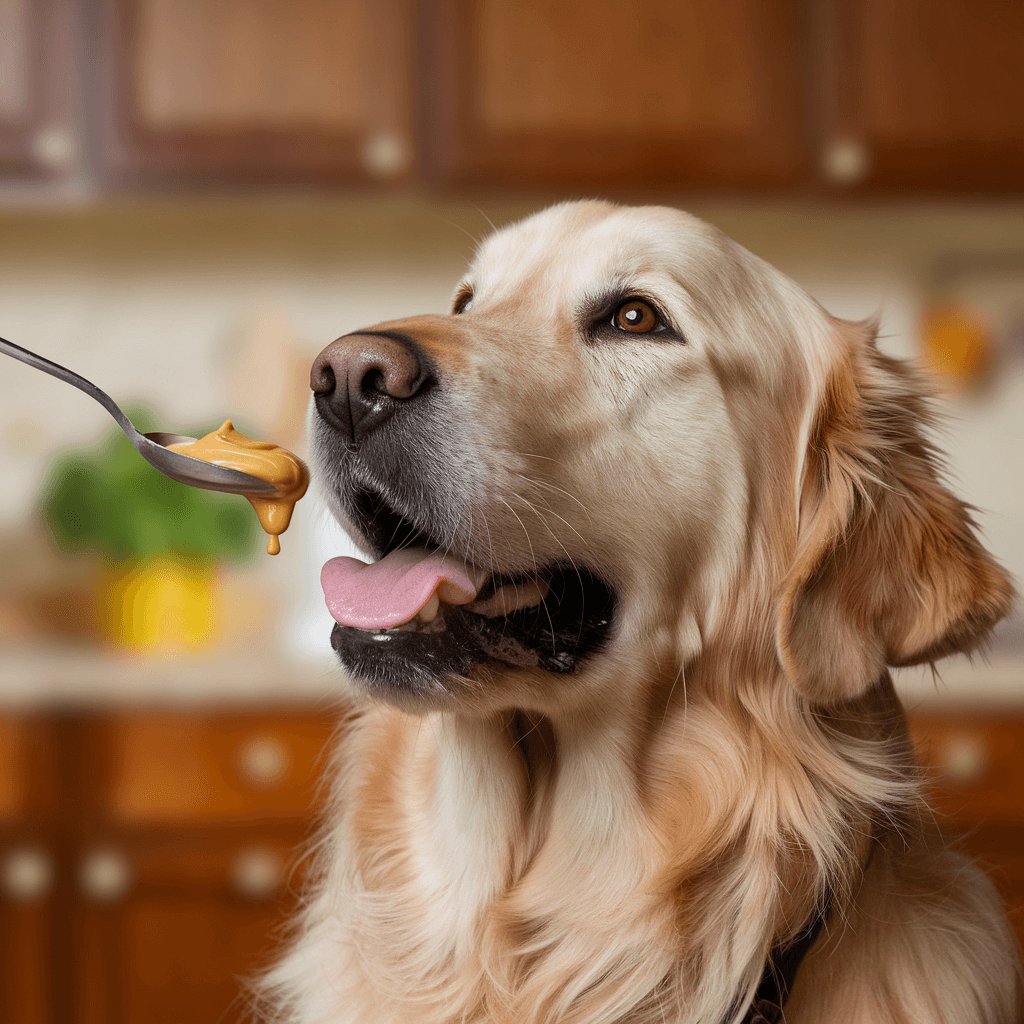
top-left (3, 705), bottom-right (1024, 1022)
top-left (97, 0), bottom-right (417, 186)
top-left (0, 717), bottom-right (60, 1024)
top-left (4, 0), bottom-right (1024, 195)
top-left (0, 0), bottom-right (78, 179)
top-left (910, 712), bottom-right (1024, 951)
top-left (0, 709), bottom-right (336, 1024)
top-left (72, 831), bottom-right (304, 1024)
top-left (0, 0), bottom-right (39, 170)
top-left (820, 0), bottom-right (1024, 192)
top-left (68, 711), bottom-right (335, 1024)
top-left (424, 0), bottom-right (808, 191)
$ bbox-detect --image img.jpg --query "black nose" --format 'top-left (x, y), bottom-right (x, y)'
top-left (311, 331), bottom-right (431, 442)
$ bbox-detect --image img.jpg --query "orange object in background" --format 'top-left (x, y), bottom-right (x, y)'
top-left (920, 304), bottom-right (993, 390)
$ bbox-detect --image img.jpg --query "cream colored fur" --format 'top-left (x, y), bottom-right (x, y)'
top-left (261, 202), bottom-right (1022, 1024)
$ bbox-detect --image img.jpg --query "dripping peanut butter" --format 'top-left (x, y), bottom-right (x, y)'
top-left (169, 420), bottom-right (309, 555)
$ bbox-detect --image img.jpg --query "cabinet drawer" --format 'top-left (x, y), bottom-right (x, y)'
top-left (72, 830), bottom-right (307, 1024)
top-left (909, 713), bottom-right (1024, 825)
top-left (80, 712), bottom-right (336, 825)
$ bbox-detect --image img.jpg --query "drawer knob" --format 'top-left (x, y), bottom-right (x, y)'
top-left (80, 850), bottom-right (132, 902)
top-left (938, 734), bottom-right (989, 784)
top-left (2, 847), bottom-right (54, 902)
top-left (238, 735), bottom-right (289, 787)
top-left (822, 138), bottom-right (870, 186)
top-left (361, 132), bottom-right (411, 179)
top-left (32, 126), bottom-right (77, 171)
top-left (232, 847), bottom-right (283, 900)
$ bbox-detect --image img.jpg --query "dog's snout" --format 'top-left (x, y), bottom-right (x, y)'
top-left (311, 332), bottom-right (430, 442)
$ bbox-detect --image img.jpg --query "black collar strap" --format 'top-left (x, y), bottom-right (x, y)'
top-left (736, 902), bottom-right (830, 1024)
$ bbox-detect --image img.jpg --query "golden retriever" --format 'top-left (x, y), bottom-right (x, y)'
top-left (263, 201), bottom-right (1021, 1023)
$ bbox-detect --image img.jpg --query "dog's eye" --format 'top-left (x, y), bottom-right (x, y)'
top-left (453, 290), bottom-right (474, 315)
top-left (612, 299), bottom-right (661, 334)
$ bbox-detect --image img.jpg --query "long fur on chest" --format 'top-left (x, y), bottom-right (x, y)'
top-left (262, 674), bottom-right (913, 1024)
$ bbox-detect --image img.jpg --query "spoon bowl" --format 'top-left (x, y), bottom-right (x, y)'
top-left (0, 336), bottom-right (277, 497)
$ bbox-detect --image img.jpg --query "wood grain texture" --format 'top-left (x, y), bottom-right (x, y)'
top-left (822, 0), bottom-right (1024, 192)
top-left (0, 715), bottom-right (61, 1024)
top-left (0, 0), bottom-right (31, 121)
top-left (101, 0), bottom-right (417, 184)
top-left (78, 711), bottom-right (335, 825)
top-left (910, 711), bottom-right (1024, 952)
top-left (72, 828), bottom-right (311, 1024)
top-left (424, 0), bottom-right (809, 191)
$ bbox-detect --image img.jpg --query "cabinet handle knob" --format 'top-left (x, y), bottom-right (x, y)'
top-left (822, 138), bottom-right (870, 186)
top-left (2, 847), bottom-right (54, 902)
top-left (361, 132), bottom-right (411, 179)
top-left (80, 849), bottom-right (132, 902)
top-left (32, 126), bottom-right (77, 171)
top-left (238, 735), bottom-right (289, 787)
top-left (938, 734), bottom-right (989, 784)
top-left (232, 847), bottom-right (283, 900)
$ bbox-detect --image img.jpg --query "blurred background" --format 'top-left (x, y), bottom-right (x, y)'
top-left (0, 1), bottom-right (1022, 1021)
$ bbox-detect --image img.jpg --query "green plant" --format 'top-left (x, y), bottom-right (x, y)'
top-left (41, 407), bottom-right (259, 563)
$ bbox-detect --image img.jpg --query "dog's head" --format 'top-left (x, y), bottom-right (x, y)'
top-left (310, 201), bottom-right (1013, 713)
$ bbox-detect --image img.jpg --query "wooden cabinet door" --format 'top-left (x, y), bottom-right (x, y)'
top-left (68, 710), bottom-right (336, 1024)
top-left (71, 830), bottom-right (306, 1024)
top-left (424, 0), bottom-right (807, 191)
top-left (0, 0), bottom-right (38, 170)
top-left (0, 717), bottom-right (60, 1024)
top-left (910, 713), bottom-right (1024, 951)
top-left (821, 0), bottom-right (1024, 192)
top-left (98, 0), bottom-right (417, 185)
top-left (0, 837), bottom-right (59, 1024)
top-left (0, 0), bottom-right (78, 178)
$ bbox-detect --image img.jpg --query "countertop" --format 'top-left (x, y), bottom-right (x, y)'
top-left (0, 644), bottom-right (1021, 710)
top-left (0, 644), bottom-right (345, 708)
top-left (894, 654), bottom-right (1024, 711)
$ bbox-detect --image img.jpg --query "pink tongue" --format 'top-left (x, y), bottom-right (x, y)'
top-left (321, 547), bottom-right (485, 630)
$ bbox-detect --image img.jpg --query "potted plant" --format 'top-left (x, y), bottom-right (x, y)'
top-left (41, 408), bottom-right (258, 652)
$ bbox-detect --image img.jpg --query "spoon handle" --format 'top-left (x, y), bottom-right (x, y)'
top-left (0, 335), bottom-right (138, 438)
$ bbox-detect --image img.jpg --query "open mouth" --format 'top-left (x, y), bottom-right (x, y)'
top-left (321, 486), bottom-right (617, 694)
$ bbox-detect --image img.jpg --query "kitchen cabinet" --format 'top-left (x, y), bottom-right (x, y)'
top-left (72, 832), bottom-right (304, 1024)
top-left (820, 0), bottom-right (1024, 191)
top-left (2, 704), bottom-right (1023, 1023)
top-left (0, 716), bottom-right (60, 1024)
top-left (3, 0), bottom-right (1023, 196)
top-left (424, 0), bottom-right (808, 191)
top-left (910, 712), bottom-right (1024, 951)
top-left (0, 708), bottom-right (336, 1024)
top-left (0, 0), bottom-right (79, 179)
top-left (69, 711), bottom-right (335, 1024)
top-left (96, 0), bottom-right (417, 186)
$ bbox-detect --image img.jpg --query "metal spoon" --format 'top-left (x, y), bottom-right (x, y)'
top-left (0, 336), bottom-right (276, 496)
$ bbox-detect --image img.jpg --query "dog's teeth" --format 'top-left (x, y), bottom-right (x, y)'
top-left (416, 594), bottom-right (440, 624)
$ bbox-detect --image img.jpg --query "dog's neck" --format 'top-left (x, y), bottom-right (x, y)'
top-left (312, 671), bottom-right (905, 1024)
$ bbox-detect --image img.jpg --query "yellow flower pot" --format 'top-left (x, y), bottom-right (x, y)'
top-left (99, 557), bottom-right (217, 652)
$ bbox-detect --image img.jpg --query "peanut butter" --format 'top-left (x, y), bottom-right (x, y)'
top-left (169, 420), bottom-right (309, 555)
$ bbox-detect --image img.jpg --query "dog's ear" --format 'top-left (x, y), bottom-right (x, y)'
top-left (776, 319), bottom-right (1014, 704)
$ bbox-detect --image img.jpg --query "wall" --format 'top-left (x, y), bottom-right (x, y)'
top-left (1, 196), bottom-right (1021, 657)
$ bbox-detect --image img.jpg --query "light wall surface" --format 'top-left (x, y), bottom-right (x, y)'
top-left (1, 196), bottom-right (1022, 659)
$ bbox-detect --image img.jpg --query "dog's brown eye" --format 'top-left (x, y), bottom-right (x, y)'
top-left (613, 299), bottom-right (659, 334)
top-left (453, 290), bottom-right (474, 315)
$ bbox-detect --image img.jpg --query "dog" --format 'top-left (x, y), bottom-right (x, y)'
top-left (263, 201), bottom-right (1021, 1023)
